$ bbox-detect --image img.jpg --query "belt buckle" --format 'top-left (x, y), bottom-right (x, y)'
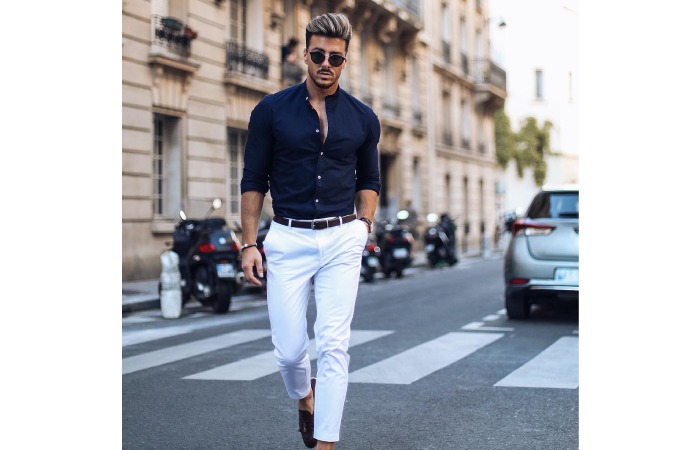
top-left (310, 220), bottom-right (316, 230)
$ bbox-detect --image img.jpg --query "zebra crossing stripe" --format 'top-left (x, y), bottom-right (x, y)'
top-left (122, 329), bottom-right (271, 375)
top-left (349, 332), bottom-right (504, 385)
top-left (184, 330), bottom-right (394, 381)
top-left (494, 336), bottom-right (579, 389)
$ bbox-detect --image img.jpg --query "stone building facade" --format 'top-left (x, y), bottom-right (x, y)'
top-left (122, 0), bottom-right (504, 280)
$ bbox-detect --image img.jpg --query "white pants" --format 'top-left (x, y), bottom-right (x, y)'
top-left (263, 218), bottom-right (367, 442)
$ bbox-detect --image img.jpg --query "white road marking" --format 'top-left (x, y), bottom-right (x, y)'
top-left (461, 322), bottom-right (514, 332)
top-left (482, 314), bottom-right (501, 321)
top-left (122, 329), bottom-right (271, 375)
top-left (349, 332), bottom-right (504, 385)
top-left (494, 336), bottom-right (579, 389)
top-left (122, 328), bottom-right (195, 347)
top-left (184, 330), bottom-right (393, 381)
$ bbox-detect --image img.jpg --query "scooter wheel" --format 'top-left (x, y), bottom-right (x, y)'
top-left (211, 281), bottom-right (232, 314)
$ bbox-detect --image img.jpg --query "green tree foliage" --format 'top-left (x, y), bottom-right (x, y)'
top-left (494, 107), bottom-right (552, 186)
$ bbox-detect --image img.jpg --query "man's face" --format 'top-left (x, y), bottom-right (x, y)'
top-left (304, 35), bottom-right (347, 90)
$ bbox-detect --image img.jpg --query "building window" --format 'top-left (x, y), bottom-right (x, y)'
top-left (228, 128), bottom-right (247, 216)
top-left (535, 69), bottom-right (544, 100)
top-left (461, 98), bottom-right (471, 150)
top-left (460, 17), bottom-right (469, 74)
top-left (230, 0), bottom-right (247, 43)
top-left (441, 3), bottom-right (451, 62)
top-left (382, 45), bottom-right (399, 117)
top-left (412, 158), bottom-right (422, 212)
top-left (153, 114), bottom-right (182, 218)
top-left (442, 89), bottom-right (452, 146)
top-left (411, 56), bottom-right (422, 126)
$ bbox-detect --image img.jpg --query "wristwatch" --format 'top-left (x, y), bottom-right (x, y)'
top-left (358, 217), bottom-right (372, 232)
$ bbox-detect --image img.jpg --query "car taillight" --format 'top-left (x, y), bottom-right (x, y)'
top-left (367, 243), bottom-right (376, 252)
top-left (198, 243), bottom-right (216, 253)
top-left (511, 218), bottom-right (555, 236)
top-left (231, 241), bottom-right (240, 251)
top-left (509, 278), bottom-right (529, 285)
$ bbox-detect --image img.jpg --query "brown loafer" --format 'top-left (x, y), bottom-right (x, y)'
top-left (298, 377), bottom-right (317, 448)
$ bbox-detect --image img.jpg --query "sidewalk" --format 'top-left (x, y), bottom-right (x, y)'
top-left (122, 248), bottom-right (499, 313)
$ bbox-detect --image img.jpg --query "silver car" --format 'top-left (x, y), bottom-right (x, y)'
top-left (503, 185), bottom-right (579, 319)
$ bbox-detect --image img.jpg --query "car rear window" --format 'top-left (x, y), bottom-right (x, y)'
top-left (528, 192), bottom-right (579, 219)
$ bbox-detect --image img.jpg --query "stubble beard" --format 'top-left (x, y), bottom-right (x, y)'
top-left (309, 69), bottom-right (337, 90)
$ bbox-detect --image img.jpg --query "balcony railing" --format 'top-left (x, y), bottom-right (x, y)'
top-left (391, 0), bottom-right (421, 18)
top-left (282, 62), bottom-right (305, 86)
top-left (383, 99), bottom-right (401, 118)
top-left (462, 137), bottom-right (471, 150)
top-left (226, 41), bottom-right (270, 79)
top-left (152, 15), bottom-right (194, 57)
top-left (473, 58), bottom-right (507, 91)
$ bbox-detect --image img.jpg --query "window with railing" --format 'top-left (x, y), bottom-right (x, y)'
top-left (152, 15), bottom-right (195, 57)
top-left (226, 41), bottom-right (270, 78)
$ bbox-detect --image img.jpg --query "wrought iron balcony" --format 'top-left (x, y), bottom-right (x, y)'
top-left (226, 41), bottom-right (270, 79)
top-left (391, 0), bottom-right (421, 18)
top-left (383, 99), bottom-right (401, 118)
top-left (473, 58), bottom-right (507, 92)
top-left (152, 15), bottom-right (195, 57)
top-left (282, 62), bottom-right (305, 87)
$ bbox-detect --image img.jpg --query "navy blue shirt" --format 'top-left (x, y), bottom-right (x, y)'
top-left (241, 82), bottom-right (381, 220)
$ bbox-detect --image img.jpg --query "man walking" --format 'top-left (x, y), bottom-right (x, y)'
top-left (239, 12), bottom-right (381, 449)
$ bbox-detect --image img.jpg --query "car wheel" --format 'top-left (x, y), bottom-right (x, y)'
top-left (506, 292), bottom-right (530, 319)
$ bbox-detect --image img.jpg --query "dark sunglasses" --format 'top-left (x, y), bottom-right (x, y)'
top-left (308, 50), bottom-right (346, 67)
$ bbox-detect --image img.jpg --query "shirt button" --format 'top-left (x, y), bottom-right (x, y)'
top-left (320, 152), bottom-right (324, 155)
top-left (315, 199), bottom-right (319, 202)
top-left (317, 175), bottom-right (321, 179)
top-left (316, 129), bottom-right (320, 133)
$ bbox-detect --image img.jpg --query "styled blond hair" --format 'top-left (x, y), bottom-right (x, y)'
top-left (305, 13), bottom-right (353, 52)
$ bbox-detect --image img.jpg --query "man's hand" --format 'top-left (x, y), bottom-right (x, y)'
top-left (241, 246), bottom-right (264, 287)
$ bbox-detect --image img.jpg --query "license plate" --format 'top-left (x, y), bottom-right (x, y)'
top-left (425, 244), bottom-right (435, 252)
top-left (555, 268), bottom-right (578, 284)
top-left (367, 256), bottom-right (380, 267)
top-left (393, 248), bottom-right (409, 259)
top-left (216, 263), bottom-right (235, 278)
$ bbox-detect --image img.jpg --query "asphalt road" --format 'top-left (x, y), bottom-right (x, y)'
top-left (122, 255), bottom-right (579, 450)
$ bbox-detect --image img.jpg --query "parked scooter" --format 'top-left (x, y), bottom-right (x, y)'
top-left (168, 199), bottom-right (244, 313)
top-left (360, 237), bottom-right (382, 282)
top-left (375, 217), bottom-right (414, 278)
top-left (424, 212), bottom-right (458, 268)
